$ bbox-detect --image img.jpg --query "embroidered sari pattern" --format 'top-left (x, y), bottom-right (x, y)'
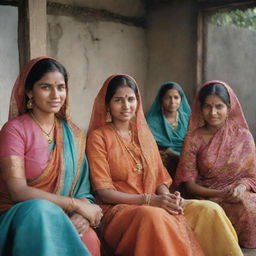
top-left (175, 80), bottom-right (256, 247)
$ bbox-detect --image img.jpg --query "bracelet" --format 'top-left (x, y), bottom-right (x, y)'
top-left (65, 197), bottom-right (77, 213)
top-left (143, 193), bottom-right (151, 205)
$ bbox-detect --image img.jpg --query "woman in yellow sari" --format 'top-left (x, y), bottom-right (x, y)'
top-left (86, 74), bottom-right (243, 256)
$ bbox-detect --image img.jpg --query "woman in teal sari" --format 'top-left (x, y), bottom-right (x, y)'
top-left (147, 82), bottom-right (190, 179)
top-left (0, 57), bottom-right (101, 256)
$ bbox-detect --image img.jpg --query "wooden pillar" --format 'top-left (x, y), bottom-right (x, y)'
top-left (18, 0), bottom-right (47, 67)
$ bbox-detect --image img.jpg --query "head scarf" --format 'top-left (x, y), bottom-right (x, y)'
top-left (8, 56), bottom-right (70, 121)
top-left (88, 74), bottom-right (170, 193)
top-left (188, 80), bottom-right (248, 133)
top-left (146, 82), bottom-right (191, 154)
top-left (175, 80), bottom-right (255, 188)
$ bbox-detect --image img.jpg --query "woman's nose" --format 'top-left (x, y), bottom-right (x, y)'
top-left (50, 88), bottom-right (58, 98)
top-left (210, 107), bottom-right (217, 115)
top-left (122, 100), bottom-right (129, 108)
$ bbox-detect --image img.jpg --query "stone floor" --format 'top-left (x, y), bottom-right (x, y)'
top-left (242, 248), bottom-right (256, 256)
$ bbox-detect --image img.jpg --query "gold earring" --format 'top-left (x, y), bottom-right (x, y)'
top-left (106, 111), bottom-right (112, 123)
top-left (27, 97), bottom-right (33, 110)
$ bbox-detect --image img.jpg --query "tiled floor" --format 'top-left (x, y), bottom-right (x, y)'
top-left (242, 248), bottom-right (256, 256)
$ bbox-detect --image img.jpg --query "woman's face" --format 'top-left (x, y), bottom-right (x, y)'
top-left (162, 89), bottom-right (181, 113)
top-left (109, 86), bottom-right (137, 124)
top-left (201, 94), bottom-right (228, 129)
top-left (27, 71), bottom-right (67, 115)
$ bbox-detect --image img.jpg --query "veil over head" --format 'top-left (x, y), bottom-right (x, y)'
top-left (88, 73), bottom-right (171, 192)
top-left (188, 80), bottom-right (248, 134)
top-left (8, 56), bottom-right (70, 121)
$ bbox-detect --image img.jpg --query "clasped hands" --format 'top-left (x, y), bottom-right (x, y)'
top-left (150, 191), bottom-right (185, 215)
top-left (69, 198), bottom-right (103, 236)
top-left (219, 184), bottom-right (246, 203)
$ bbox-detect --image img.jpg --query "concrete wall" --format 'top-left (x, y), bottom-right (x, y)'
top-left (205, 23), bottom-right (256, 137)
top-left (145, 0), bottom-right (198, 110)
top-left (47, 3), bottom-right (147, 131)
top-left (0, 5), bottom-right (19, 128)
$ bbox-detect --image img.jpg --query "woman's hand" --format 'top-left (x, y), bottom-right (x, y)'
top-left (222, 185), bottom-right (246, 203)
top-left (70, 213), bottom-right (90, 236)
top-left (150, 191), bottom-right (184, 215)
top-left (75, 199), bottom-right (103, 227)
top-left (218, 185), bottom-right (246, 203)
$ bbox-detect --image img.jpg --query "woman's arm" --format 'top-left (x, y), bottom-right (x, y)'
top-left (1, 157), bottom-right (102, 227)
top-left (186, 181), bottom-right (228, 198)
top-left (97, 186), bottom-right (183, 215)
top-left (97, 189), bottom-right (145, 205)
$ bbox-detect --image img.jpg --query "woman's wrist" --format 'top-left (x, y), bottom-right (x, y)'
top-left (65, 197), bottom-right (79, 213)
top-left (142, 193), bottom-right (152, 205)
top-left (156, 184), bottom-right (170, 195)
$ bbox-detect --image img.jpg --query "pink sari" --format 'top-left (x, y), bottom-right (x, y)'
top-left (0, 57), bottom-right (100, 256)
top-left (175, 80), bottom-right (256, 248)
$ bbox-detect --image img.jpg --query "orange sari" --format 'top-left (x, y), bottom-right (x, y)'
top-left (87, 74), bottom-right (204, 256)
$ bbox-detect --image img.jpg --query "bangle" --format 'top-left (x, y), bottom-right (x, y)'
top-left (143, 193), bottom-right (151, 205)
top-left (65, 197), bottom-right (77, 213)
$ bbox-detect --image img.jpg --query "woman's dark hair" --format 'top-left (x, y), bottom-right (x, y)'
top-left (105, 75), bottom-right (138, 104)
top-left (159, 83), bottom-right (183, 102)
top-left (199, 83), bottom-right (230, 106)
top-left (25, 58), bottom-right (68, 92)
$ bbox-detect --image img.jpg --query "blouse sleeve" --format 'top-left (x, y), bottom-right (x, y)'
top-left (86, 130), bottom-right (115, 190)
top-left (0, 120), bottom-right (25, 159)
top-left (174, 133), bottom-right (199, 185)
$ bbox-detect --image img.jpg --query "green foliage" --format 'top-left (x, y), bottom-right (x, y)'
top-left (211, 8), bottom-right (256, 30)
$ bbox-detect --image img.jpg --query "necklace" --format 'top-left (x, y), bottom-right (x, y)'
top-left (114, 127), bottom-right (131, 139)
top-left (30, 113), bottom-right (56, 144)
top-left (170, 112), bottom-right (179, 129)
top-left (112, 125), bottom-right (143, 173)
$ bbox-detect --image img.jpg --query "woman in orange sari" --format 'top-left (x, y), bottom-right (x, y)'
top-left (0, 57), bottom-right (101, 255)
top-left (175, 80), bottom-right (256, 248)
top-left (86, 74), bottom-right (243, 256)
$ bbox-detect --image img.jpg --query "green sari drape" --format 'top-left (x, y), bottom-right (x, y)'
top-left (146, 82), bottom-right (191, 155)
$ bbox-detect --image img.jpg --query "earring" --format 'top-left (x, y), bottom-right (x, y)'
top-left (106, 111), bottom-right (112, 123)
top-left (27, 97), bottom-right (33, 110)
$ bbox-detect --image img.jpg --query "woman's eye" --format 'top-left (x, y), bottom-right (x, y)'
top-left (128, 97), bottom-right (136, 102)
top-left (41, 85), bottom-right (50, 90)
top-left (58, 84), bottom-right (66, 90)
top-left (202, 104), bottom-right (210, 109)
top-left (216, 104), bottom-right (224, 109)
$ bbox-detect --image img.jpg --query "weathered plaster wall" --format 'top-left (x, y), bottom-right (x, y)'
top-left (145, 0), bottom-right (198, 110)
top-left (49, 0), bottom-right (145, 17)
top-left (206, 23), bottom-right (256, 137)
top-left (47, 7), bottom-right (147, 131)
top-left (0, 6), bottom-right (19, 128)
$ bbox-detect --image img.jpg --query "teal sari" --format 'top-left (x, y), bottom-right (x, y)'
top-left (0, 119), bottom-right (93, 256)
top-left (146, 82), bottom-right (191, 155)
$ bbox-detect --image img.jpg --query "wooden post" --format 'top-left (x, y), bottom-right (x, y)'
top-left (19, 0), bottom-right (47, 66)
top-left (27, 0), bottom-right (47, 59)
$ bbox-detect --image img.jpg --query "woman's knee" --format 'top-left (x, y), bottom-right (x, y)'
top-left (133, 205), bottom-right (165, 220)
top-left (14, 199), bottom-right (64, 222)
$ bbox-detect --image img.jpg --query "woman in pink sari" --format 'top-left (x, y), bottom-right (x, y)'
top-left (175, 80), bottom-right (256, 248)
top-left (0, 57), bottom-right (101, 255)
